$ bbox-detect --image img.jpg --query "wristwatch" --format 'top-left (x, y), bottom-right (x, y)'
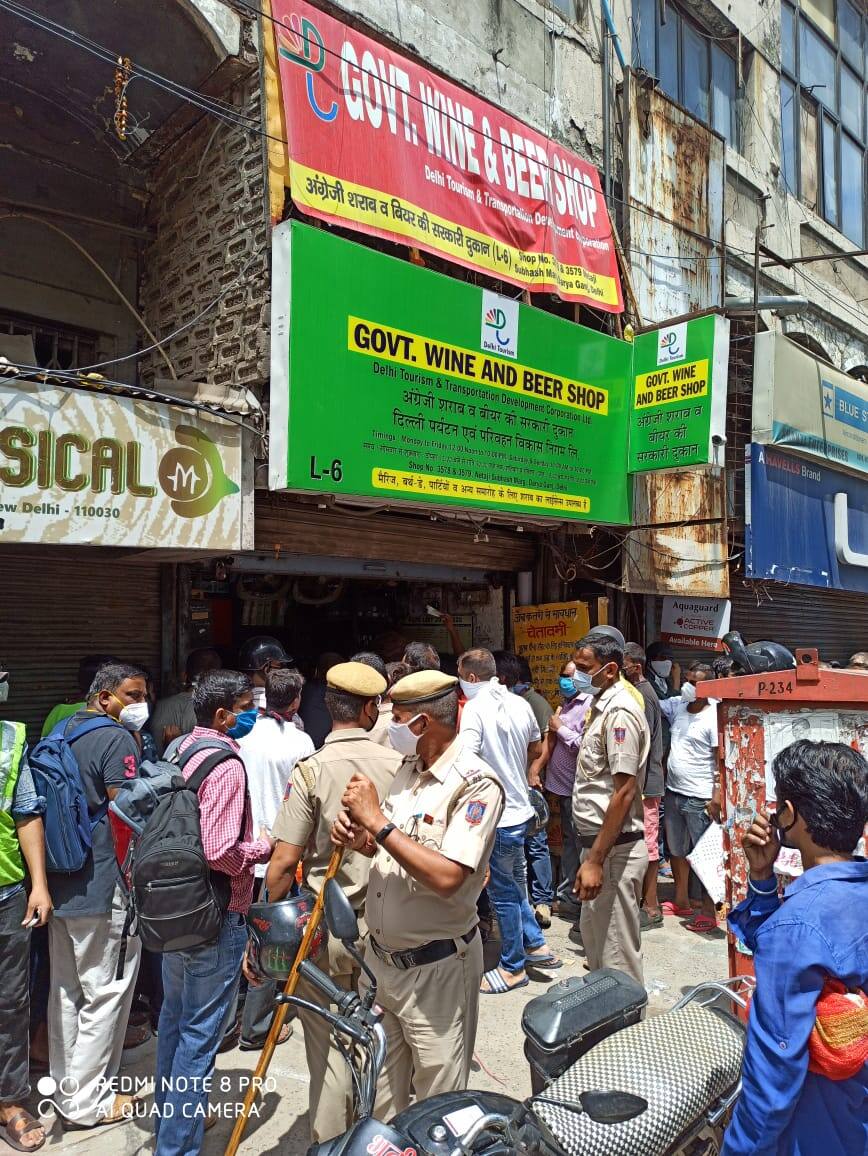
top-left (374, 822), bottom-right (397, 846)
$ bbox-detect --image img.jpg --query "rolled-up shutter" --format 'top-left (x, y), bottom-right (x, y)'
top-left (1, 551), bottom-right (163, 743)
top-left (254, 494), bottom-right (538, 572)
top-left (728, 581), bottom-right (867, 667)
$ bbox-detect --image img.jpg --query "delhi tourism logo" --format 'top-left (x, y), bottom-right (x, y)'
top-left (480, 289), bottom-right (518, 359)
top-left (276, 11), bottom-right (338, 122)
top-left (158, 425), bottom-right (239, 519)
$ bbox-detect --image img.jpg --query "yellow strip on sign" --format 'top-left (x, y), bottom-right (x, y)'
top-left (371, 467), bottom-right (591, 514)
top-left (348, 316), bottom-right (609, 417)
top-left (291, 160), bottom-right (621, 307)
top-left (634, 359), bottom-right (709, 409)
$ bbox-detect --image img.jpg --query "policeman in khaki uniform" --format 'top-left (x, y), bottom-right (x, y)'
top-left (571, 634), bottom-right (651, 985)
top-left (333, 670), bottom-right (504, 1120)
top-left (263, 662), bottom-right (401, 1143)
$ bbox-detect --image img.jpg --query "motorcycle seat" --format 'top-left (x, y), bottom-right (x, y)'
top-left (531, 1001), bottom-right (744, 1156)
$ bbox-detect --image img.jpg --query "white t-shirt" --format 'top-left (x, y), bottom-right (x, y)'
top-left (239, 716), bottom-right (315, 876)
top-left (660, 697), bottom-right (718, 799)
top-left (459, 678), bottom-right (541, 827)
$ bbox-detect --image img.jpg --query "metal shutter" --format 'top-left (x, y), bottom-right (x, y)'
top-left (254, 495), bottom-right (538, 572)
top-left (1, 551), bottom-right (163, 743)
top-left (728, 581), bottom-right (868, 667)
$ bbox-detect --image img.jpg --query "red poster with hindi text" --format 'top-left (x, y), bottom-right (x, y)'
top-left (271, 0), bottom-right (624, 312)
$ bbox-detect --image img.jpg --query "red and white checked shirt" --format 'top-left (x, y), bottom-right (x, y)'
top-left (178, 727), bottom-right (271, 914)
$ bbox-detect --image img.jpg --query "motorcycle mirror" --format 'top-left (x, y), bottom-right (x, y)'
top-left (324, 879), bottom-right (360, 943)
top-left (579, 1090), bottom-right (648, 1124)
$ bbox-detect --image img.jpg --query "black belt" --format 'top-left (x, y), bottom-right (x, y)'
top-left (579, 830), bottom-right (643, 850)
top-left (369, 927), bottom-right (478, 970)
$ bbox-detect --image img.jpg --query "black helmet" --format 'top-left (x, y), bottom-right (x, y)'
top-left (527, 788), bottom-right (550, 835)
top-left (238, 635), bottom-right (293, 673)
top-left (721, 632), bottom-right (797, 675)
top-left (246, 892), bottom-right (327, 981)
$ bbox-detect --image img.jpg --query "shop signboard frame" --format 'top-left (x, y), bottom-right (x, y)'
top-left (0, 381), bottom-right (251, 550)
top-left (745, 442), bottom-right (868, 593)
top-left (270, 221), bottom-right (633, 525)
top-left (270, 0), bottom-right (623, 311)
top-left (753, 332), bottom-right (868, 477)
top-left (628, 313), bottom-right (729, 472)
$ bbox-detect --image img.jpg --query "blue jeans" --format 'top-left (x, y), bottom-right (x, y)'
top-left (488, 822), bottom-right (546, 973)
top-left (155, 913), bottom-right (247, 1156)
top-left (525, 826), bottom-right (554, 905)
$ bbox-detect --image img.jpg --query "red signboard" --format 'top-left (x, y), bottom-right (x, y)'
top-left (271, 0), bottom-right (624, 312)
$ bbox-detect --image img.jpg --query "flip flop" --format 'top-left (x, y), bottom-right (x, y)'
top-left (525, 951), bottom-right (564, 969)
top-left (1, 1109), bottom-right (46, 1152)
top-left (685, 915), bottom-right (718, 934)
top-left (480, 968), bottom-right (529, 995)
top-left (661, 902), bottom-right (694, 918)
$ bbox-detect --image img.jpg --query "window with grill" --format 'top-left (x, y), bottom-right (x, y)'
top-left (0, 313), bottom-right (99, 371)
top-left (780, 0), bottom-right (867, 246)
top-left (632, 0), bottom-right (742, 149)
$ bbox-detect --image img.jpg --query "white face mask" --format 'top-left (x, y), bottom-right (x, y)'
top-left (459, 678), bottom-right (484, 699)
top-left (388, 714), bottom-right (423, 756)
top-left (681, 681), bottom-right (698, 704)
top-left (252, 687), bottom-right (266, 710)
top-left (119, 701), bottom-right (150, 732)
top-left (651, 660), bottom-right (673, 679)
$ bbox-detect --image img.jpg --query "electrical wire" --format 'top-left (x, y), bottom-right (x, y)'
top-left (74, 255), bottom-right (265, 374)
top-left (3, 368), bottom-right (263, 434)
top-left (0, 210), bottom-right (177, 380)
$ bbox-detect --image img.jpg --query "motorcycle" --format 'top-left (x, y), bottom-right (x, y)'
top-left (280, 880), bottom-right (753, 1156)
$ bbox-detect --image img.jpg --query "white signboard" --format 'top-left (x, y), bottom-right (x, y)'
top-left (753, 332), bottom-right (868, 477)
top-left (0, 381), bottom-right (250, 550)
top-left (661, 596), bottom-right (731, 651)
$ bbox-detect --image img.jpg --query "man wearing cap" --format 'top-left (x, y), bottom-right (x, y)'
top-left (262, 663), bottom-right (401, 1143)
top-left (571, 633), bottom-right (651, 984)
top-left (332, 670), bottom-right (504, 1119)
top-left (238, 635), bottom-right (293, 714)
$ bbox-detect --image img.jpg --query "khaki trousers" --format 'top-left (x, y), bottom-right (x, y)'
top-left (579, 839), bottom-right (647, 985)
top-left (297, 937), bottom-right (360, 1143)
top-left (361, 931), bottom-right (483, 1121)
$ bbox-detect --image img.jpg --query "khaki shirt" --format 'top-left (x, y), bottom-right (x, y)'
top-left (367, 703), bottom-right (393, 748)
top-left (365, 737), bottom-right (504, 951)
top-left (272, 728), bottom-right (401, 910)
top-left (572, 683), bottom-right (650, 837)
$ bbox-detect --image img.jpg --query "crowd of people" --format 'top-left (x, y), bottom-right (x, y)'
top-left (0, 627), bottom-right (865, 1155)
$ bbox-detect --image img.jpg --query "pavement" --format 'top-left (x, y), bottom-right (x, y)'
top-left (33, 894), bottom-right (727, 1155)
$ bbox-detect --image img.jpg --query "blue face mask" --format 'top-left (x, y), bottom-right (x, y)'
top-left (559, 676), bottom-right (579, 697)
top-left (228, 708), bottom-right (258, 739)
top-left (511, 682), bottom-right (531, 696)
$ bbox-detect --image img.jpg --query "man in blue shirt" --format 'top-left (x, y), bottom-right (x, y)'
top-left (723, 739), bottom-right (868, 1156)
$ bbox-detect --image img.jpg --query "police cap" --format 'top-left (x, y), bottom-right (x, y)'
top-left (390, 670), bottom-right (458, 705)
top-left (326, 661), bottom-right (387, 698)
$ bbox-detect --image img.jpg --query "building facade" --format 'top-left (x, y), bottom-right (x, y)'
top-left (2, 0), bottom-right (866, 735)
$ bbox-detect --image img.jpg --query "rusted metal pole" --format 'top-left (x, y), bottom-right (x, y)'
top-left (224, 847), bottom-right (344, 1156)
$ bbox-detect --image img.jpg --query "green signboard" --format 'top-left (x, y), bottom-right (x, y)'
top-left (628, 314), bottom-right (729, 472)
top-left (270, 221), bottom-right (632, 524)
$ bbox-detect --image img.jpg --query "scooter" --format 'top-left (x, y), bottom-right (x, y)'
top-left (281, 880), bottom-right (753, 1156)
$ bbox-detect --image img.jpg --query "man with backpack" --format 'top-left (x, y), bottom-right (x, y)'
top-left (153, 669), bottom-right (272, 1156)
top-left (40, 661), bottom-right (146, 1128)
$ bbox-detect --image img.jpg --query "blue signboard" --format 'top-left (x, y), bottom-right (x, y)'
top-left (745, 443), bottom-right (868, 593)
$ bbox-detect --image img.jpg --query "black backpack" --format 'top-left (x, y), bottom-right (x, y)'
top-left (126, 744), bottom-right (238, 960)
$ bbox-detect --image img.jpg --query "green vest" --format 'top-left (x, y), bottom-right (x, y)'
top-left (0, 720), bottom-right (27, 888)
